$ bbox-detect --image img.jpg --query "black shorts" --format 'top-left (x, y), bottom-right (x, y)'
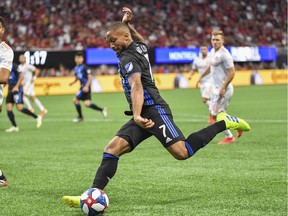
top-left (76, 89), bottom-right (91, 101)
top-left (6, 91), bottom-right (24, 104)
top-left (116, 111), bottom-right (185, 150)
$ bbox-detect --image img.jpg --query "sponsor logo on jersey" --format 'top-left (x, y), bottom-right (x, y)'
top-left (166, 137), bottom-right (172, 143)
top-left (125, 62), bottom-right (133, 72)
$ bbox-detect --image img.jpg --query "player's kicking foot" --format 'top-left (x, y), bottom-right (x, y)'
top-left (40, 109), bottom-right (48, 117)
top-left (36, 116), bottom-right (42, 128)
top-left (102, 107), bottom-right (108, 118)
top-left (218, 137), bottom-right (236, 145)
top-left (72, 117), bottom-right (83, 123)
top-left (62, 196), bottom-right (81, 208)
top-left (5, 126), bottom-right (19, 132)
top-left (0, 170), bottom-right (8, 187)
top-left (216, 112), bottom-right (251, 131)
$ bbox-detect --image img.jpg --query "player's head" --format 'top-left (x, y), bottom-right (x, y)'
top-left (19, 54), bottom-right (26, 64)
top-left (0, 17), bottom-right (6, 39)
top-left (75, 52), bottom-right (84, 65)
top-left (211, 31), bottom-right (224, 51)
top-left (200, 45), bottom-right (208, 57)
top-left (106, 22), bottom-right (133, 56)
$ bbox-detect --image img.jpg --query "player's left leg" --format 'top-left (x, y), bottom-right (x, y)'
top-left (84, 100), bottom-right (108, 118)
top-left (23, 95), bottom-right (34, 112)
top-left (153, 112), bottom-right (249, 160)
top-left (30, 95), bottom-right (48, 117)
top-left (14, 90), bottom-right (42, 128)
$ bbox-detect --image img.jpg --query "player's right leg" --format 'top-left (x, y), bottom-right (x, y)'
top-left (5, 93), bottom-right (19, 132)
top-left (62, 136), bottom-right (132, 208)
top-left (72, 95), bottom-right (83, 122)
top-left (63, 120), bottom-right (151, 208)
top-left (5, 102), bottom-right (19, 132)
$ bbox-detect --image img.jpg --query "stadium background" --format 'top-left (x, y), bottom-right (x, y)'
top-left (0, 0), bottom-right (287, 95)
top-left (0, 1), bottom-right (287, 216)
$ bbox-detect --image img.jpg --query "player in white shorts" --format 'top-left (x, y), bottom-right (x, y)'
top-left (188, 45), bottom-right (214, 124)
top-left (197, 31), bottom-right (242, 144)
top-left (18, 54), bottom-right (47, 116)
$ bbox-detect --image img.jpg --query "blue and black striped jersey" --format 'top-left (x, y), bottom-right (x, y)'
top-left (118, 42), bottom-right (170, 115)
top-left (74, 64), bottom-right (91, 88)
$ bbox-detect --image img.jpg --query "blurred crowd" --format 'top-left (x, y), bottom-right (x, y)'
top-left (0, 0), bottom-right (287, 50)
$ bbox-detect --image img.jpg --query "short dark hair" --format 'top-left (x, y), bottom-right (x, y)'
top-left (107, 22), bottom-right (129, 32)
top-left (75, 52), bottom-right (83, 57)
top-left (0, 16), bottom-right (6, 29)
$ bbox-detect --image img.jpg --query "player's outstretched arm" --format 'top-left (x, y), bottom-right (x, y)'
top-left (122, 7), bottom-right (144, 43)
top-left (0, 67), bottom-right (10, 84)
top-left (69, 77), bottom-right (78, 86)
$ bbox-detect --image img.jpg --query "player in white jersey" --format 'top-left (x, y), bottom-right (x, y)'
top-left (0, 16), bottom-right (13, 187)
top-left (18, 54), bottom-right (47, 116)
top-left (188, 45), bottom-right (214, 124)
top-left (197, 31), bottom-right (243, 144)
top-left (0, 19), bottom-right (14, 113)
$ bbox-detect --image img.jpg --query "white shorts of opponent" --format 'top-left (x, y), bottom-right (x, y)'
top-left (200, 81), bottom-right (213, 99)
top-left (209, 86), bottom-right (234, 116)
top-left (24, 83), bottom-right (35, 97)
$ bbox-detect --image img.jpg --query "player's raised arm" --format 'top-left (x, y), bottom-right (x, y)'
top-left (121, 7), bottom-right (144, 43)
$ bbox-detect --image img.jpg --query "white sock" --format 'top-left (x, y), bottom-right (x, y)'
top-left (34, 98), bottom-right (45, 111)
top-left (223, 129), bottom-right (233, 138)
top-left (23, 97), bottom-right (33, 110)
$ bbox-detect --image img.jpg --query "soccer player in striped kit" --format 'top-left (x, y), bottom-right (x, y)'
top-left (63, 8), bottom-right (250, 207)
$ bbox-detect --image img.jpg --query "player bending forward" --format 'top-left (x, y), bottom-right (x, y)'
top-left (62, 7), bottom-right (251, 208)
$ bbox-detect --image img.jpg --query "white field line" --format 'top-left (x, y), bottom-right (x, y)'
top-left (0, 118), bottom-right (286, 123)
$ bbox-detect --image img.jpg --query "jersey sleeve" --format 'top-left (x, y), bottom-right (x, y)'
top-left (121, 53), bottom-right (142, 77)
top-left (191, 58), bottom-right (198, 71)
top-left (222, 51), bottom-right (234, 69)
top-left (0, 48), bottom-right (14, 71)
top-left (84, 65), bottom-right (91, 75)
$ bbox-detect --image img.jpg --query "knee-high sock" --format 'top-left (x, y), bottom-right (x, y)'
top-left (89, 104), bottom-right (103, 111)
top-left (92, 153), bottom-right (119, 190)
top-left (21, 108), bottom-right (38, 119)
top-left (185, 121), bottom-right (226, 157)
top-left (7, 111), bottom-right (17, 127)
top-left (23, 97), bottom-right (32, 110)
top-left (33, 98), bottom-right (45, 111)
top-left (75, 103), bottom-right (83, 118)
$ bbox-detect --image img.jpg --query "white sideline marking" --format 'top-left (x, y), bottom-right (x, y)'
top-left (0, 118), bottom-right (286, 123)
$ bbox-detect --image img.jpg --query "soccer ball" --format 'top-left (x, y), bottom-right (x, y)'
top-left (80, 188), bottom-right (109, 215)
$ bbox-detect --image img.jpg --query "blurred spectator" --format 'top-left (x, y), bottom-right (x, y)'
top-left (0, 0), bottom-right (286, 50)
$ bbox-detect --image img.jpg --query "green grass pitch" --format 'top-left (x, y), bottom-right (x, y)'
top-left (0, 84), bottom-right (287, 216)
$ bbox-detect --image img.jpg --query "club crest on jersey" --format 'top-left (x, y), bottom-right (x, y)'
top-left (125, 62), bottom-right (133, 72)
